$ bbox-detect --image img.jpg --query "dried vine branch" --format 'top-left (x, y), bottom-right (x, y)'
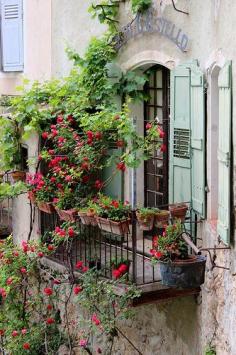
top-left (171, 0), bottom-right (189, 15)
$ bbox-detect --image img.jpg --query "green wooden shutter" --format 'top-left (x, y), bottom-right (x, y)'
top-left (217, 61), bottom-right (232, 244)
top-left (169, 64), bottom-right (191, 204)
top-left (190, 65), bottom-right (205, 217)
top-left (103, 63), bottom-right (123, 199)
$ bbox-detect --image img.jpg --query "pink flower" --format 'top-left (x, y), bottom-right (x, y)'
top-left (146, 122), bottom-right (152, 130)
top-left (12, 330), bottom-right (19, 337)
top-left (79, 339), bottom-right (88, 347)
top-left (6, 277), bottom-right (13, 285)
top-left (21, 328), bottom-right (27, 335)
top-left (42, 132), bottom-right (48, 139)
top-left (92, 313), bottom-right (101, 326)
top-left (65, 175), bottom-right (72, 182)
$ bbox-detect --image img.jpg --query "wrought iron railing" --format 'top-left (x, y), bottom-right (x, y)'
top-left (41, 203), bottom-right (198, 287)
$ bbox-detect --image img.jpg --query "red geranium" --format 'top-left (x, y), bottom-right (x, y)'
top-left (44, 287), bottom-right (53, 296)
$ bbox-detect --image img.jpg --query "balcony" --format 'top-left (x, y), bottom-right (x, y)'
top-left (42, 206), bottom-right (202, 304)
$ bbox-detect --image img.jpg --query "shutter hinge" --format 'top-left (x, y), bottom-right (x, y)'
top-left (205, 185), bottom-right (210, 192)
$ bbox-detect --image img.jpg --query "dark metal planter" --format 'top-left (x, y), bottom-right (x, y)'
top-left (159, 255), bottom-right (206, 289)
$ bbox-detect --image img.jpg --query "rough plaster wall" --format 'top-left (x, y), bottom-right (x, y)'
top-left (51, 0), bottom-right (106, 77)
top-left (12, 0), bottom-right (236, 354)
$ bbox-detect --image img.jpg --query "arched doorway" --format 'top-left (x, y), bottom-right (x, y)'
top-left (144, 65), bottom-right (170, 207)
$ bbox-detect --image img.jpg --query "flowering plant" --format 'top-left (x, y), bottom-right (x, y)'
top-left (150, 221), bottom-right (188, 262)
top-left (91, 194), bottom-right (131, 221)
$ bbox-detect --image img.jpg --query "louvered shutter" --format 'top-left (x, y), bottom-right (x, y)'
top-left (1, 0), bottom-right (23, 72)
top-left (169, 64), bottom-right (191, 204)
top-left (217, 61), bottom-right (232, 244)
top-left (190, 64), bottom-right (205, 217)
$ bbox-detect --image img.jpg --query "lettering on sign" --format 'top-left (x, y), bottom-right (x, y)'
top-left (114, 8), bottom-right (189, 53)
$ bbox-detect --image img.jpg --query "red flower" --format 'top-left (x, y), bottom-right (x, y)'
top-left (154, 251), bottom-right (163, 259)
top-left (47, 304), bottom-right (53, 311)
top-left (157, 126), bottom-right (165, 138)
top-left (81, 162), bottom-right (89, 170)
top-left (146, 122), bottom-right (152, 130)
top-left (20, 267), bottom-right (27, 274)
top-left (160, 144), bottom-right (167, 153)
top-left (76, 261), bottom-right (83, 269)
top-left (13, 251), bottom-right (19, 257)
top-left (12, 330), bottom-right (19, 337)
top-left (52, 129), bottom-right (58, 137)
top-left (6, 277), bottom-right (13, 285)
top-left (95, 132), bottom-right (102, 140)
top-left (82, 175), bottom-right (89, 183)
top-left (67, 114), bottom-right (74, 123)
top-left (116, 140), bottom-right (124, 147)
top-left (111, 200), bottom-right (119, 208)
top-left (48, 149), bottom-right (55, 155)
top-left (86, 130), bottom-right (93, 139)
top-left (95, 180), bottom-right (103, 189)
top-left (47, 245), bottom-right (54, 251)
top-left (0, 329), bottom-right (5, 336)
top-left (0, 288), bottom-right (7, 298)
top-left (21, 328), bottom-right (27, 335)
top-left (65, 175), bottom-right (72, 182)
top-left (68, 228), bottom-right (75, 238)
top-left (46, 318), bottom-right (55, 325)
top-left (82, 266), bottom-right (89, 273)
top-left (116, 162), bottom-right (126, 172)
top-left (74, 285), bottom-right (82, 295)
top-left (92, 313), bottom-right (101, 326)
top-left (23, 343), bottom-right (30, 350)
top-left (50, 177), bottom-right (56, 183)
top-left (44, 287), bottom-right (53, 296)
top-left (112, 269), bottom-right (121, 279)
top-left (57, 115), bottom-right (64, 124)
top-left (118, 263), bottom-right (128, 274)
top-left (42, 132), bottom-right (48, 139)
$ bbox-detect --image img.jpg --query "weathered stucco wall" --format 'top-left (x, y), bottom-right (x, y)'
top-left (11, 1), bottom-right (236, 354)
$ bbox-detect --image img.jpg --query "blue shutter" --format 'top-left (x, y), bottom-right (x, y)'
top-left (190, 64), bottom-right (205, 217)
top-left (217, 61), bottom-right (232, 244)
top-left (1, 0), bottom-right (23, 72)
top-left (169, 64), bottom-right (191, 204)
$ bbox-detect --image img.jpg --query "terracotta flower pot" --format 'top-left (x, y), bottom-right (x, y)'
top-left (136, 212), bottom-right (154, 231)
top-left (55, 207), bottom-right (77, 222)
top-left (96, 217), bottom-right (130, 235)
top-left (154, 210), bottom-right (170, 228)
top-left (11, 171), bottom-right (26, 182)
top-left (159, 255), bottom-right (206, 289)
top-left (169, 203), bottom-right (188, 222)
top-left (37, 201), bottom-right (55, 214)
top-left (78, 211), bottom-right (96, 226)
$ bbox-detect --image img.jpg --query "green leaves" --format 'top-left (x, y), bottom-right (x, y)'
top-left (131, 0), bottom-right (152, 13)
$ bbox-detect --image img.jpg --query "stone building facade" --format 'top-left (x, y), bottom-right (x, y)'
top-left (2, 0), bottom-right (236, 354)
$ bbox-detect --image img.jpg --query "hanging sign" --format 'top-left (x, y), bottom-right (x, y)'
top-left (114, 8), bottom-right (189, 53)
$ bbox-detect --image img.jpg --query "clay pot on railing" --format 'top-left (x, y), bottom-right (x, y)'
top-left (159, 255), bottom-right (206, 289)
top-left (169, 203), bottom-right (188, 222)
top-left (11, 171), bottom-right (26, 182)
top-left (136, 212), bottom-right (154, 231)
top-left (37, 201), bottom-right (55, 214)
top-left (55, 207), bottom-right (77, 222)
top-left (96, 217), bottom-right (130, 236)
top-left (154, 210), bottom-right (170, 228)
top-left (78, 211), bottom-right (97, 226)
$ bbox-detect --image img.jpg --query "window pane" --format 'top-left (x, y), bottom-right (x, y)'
top-left (156, 90), bottom-right (163, 106)
top-left (156, 70), bottom-right (162, 88)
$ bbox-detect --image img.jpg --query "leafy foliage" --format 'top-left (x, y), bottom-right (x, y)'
top-left (131, 0), bottom-right (152, 13)
top-left (0, 181), bottom-right (27, 201)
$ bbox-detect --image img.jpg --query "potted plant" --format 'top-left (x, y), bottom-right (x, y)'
top-left (34, 176), bottom-right (56, 214)
top-left (55, 188), bottom-right (78, 222)
top-left (151, 222), bottom-right (206, 289)
top-left (169, 203), bottom-right (188, 222)
top-left (95, 195), bottom-right (131, 236)
top-left (154, 209), bottom-right (170, 228)
top-left (136, 207), bottom-right (155, 231)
